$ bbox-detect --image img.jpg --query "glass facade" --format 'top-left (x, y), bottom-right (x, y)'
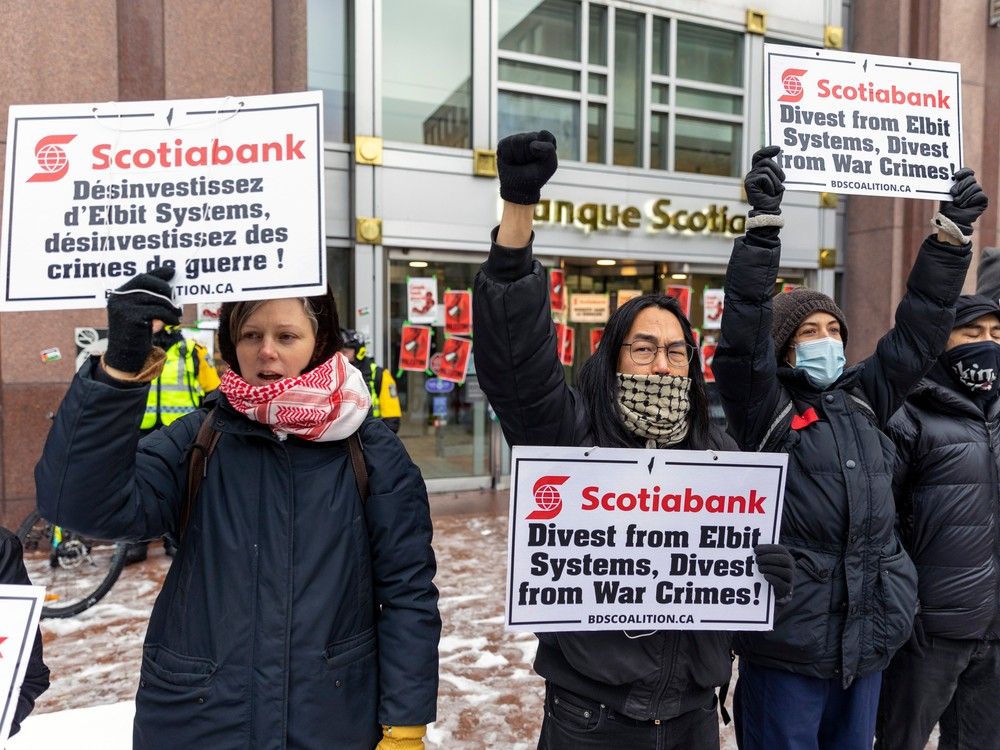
top-left (306, 0), bottom-right (352, 143)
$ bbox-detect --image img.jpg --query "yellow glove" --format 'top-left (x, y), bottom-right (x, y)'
top-left (375, 725), bottom-right (425, 750)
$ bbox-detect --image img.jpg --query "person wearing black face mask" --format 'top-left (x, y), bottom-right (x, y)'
top-left (875, 295), bottom-right (1000, 750)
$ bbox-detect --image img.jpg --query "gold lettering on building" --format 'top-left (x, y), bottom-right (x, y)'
top-left (534, 198), bottom-right (746, 236)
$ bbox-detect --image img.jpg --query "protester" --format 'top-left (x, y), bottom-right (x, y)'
top-left (35, 272), bottom-right (440, 750)
top-left (0, 527), bottom-right (49, 737)
top-left (474, 130), bottom-right (795, 750)
top-left (341, 329), bottom-right (402, 432)
top-left (125, 324), bottom-right (221, 563)
top-left (713, 146), bottom-right (987, 749)
top-left (874, 293), bottom-right (1000, 750)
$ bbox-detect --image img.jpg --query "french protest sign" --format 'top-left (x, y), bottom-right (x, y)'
top-left (764, 43), bottom-right (962, 200)
top-left (0, 584), bottom-right (45, 746)
top-left (0, 91), bottom-right (325, 311)
top-left (506, 446), bottom-right (787, 633)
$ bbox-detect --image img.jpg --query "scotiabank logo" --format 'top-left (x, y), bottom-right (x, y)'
top-left (527, 475), bottom-right (568, 520)
top-left (778, 68), bottom-right (808, 103)
top-left (27, 134), bottom-right (76, 182)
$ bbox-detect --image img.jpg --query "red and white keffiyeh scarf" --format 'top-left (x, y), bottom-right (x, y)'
top-left (220, 353), bottom-right (371, 442)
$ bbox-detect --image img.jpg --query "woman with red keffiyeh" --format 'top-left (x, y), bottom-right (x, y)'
top-left (34, 269), bottom-right (440, 750)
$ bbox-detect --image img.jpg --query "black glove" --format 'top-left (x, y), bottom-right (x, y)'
top-left (744, 146), bottom-right (786, 217)
top-left (497, 130), bottom-right (558, 205)
top-left (104, 266), bottom-right (182, 373)
top-left (906, 613), bottom-right (929, 657)
top-left (939, 167), bottom-right (989, 237)
top-left (754, 543), bottom-right (794, 602)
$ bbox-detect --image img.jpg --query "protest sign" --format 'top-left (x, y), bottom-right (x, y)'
top-left (703, 288), bottom-right (725, 329)
top-left (0, 92), bottom-right (325, 311)
top-left (589, 327), bottom-right (604, 355)
top-left (506, 446), bottom-right (787, 632)
top-left (437, 337), bottom-right (472, 383)
top-left (666, 285), bottom-right (692, 318)
top-left (549, 268), bottom-right (565, 312)
top-left (0, 584), bottom-right (45, 746)
top-left (764, 43), bottom-right (962, 200)
top-left (702, 339), bottom-right (717, 383)
top-left (443, 289), bottom-right (471, 336)
top-left (555, 322), bottom-right (574, 366)
top-left (407, 277), bottom-right (438, 324)
top-left (569, 293), bottom-right (609, 323)
top-left (399, 325), bottom-right (431, 372)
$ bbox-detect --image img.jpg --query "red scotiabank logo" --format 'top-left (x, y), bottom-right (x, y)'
top-left (27, 134), bottom-right (76, 182)
top-left (778, 68), bottom-right (808, 103)
top-left (527, 475), bottom-right (569, 520)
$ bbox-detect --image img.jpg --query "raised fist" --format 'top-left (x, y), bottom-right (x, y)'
top-left (497, 130), bottom-right (558, 205)
top-left (104, 266), bottom-right (182, 373)
top-left (940, 167), bottom-right (989, 238)
top-left (744, 146), bottom-right (786, 217)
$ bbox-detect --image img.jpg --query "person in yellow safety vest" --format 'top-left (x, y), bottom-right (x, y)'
top-left (340, 329), bottom-right (402, 432)
top-left (126, 326), bottom-right (221, 564)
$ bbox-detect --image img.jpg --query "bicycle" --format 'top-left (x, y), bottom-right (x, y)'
top-left (16, 509), bottom-right (127, 618)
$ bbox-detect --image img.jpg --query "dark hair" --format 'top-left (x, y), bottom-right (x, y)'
top-left (577, 293), bottom-right (711, 449)
top-left (218, 290), bottom-right (343, 376)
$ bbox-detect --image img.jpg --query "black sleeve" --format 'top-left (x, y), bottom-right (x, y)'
top-left (854, 235), bottom-right (971, 426)
top-left (0, 531), bottom-right (49, 736)
top-left (473, 227), bottom-right (585, 447)
top-left (712, 229), bottom-right (787, 450)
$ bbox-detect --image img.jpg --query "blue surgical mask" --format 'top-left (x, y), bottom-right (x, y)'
top-left (793, 337), bottom-right (845, 389)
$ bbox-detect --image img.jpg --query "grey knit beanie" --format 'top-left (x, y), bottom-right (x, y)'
top-left (771, 288), bottom-right (848, 363)
top-left (975, 247), bottom-right (1000, 304)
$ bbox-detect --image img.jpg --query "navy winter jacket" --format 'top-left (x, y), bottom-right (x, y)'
top-left (888, 363), bottom-right (1000, 640)
top-left (35, 359), bottom-right (440, 750)
top-left (713, 230), bottom-right (969, 687)
top-left (474, 230), bottom-right (737, 721)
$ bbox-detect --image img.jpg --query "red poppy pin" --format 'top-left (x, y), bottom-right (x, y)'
top-left (791, 407), bottom-right (820, 430)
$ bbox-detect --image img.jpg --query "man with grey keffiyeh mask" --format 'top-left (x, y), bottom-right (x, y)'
top-left (473, 130), bottom-right (795, 750)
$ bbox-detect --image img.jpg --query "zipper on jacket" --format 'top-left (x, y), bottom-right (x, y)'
top-left (646, 633), bottom-right (681, 720)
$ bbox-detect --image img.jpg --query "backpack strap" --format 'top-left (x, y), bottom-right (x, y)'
top-left (180, 406), bottom-right (221, 541)
top-left (757, 396), bottom-right (794, 452)
top-left (348, 432), bottom-right (370, 503)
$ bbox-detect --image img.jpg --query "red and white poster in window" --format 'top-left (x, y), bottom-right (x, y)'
top-left (590, 327), bottom-right (604, 355)
top-left (666, 285), bottom-right (692, 318)
top-left (549, 268), bottom-right (566, 312)
top-left (702, 339), bottom-right (718, 383)
top-left (399, 324), bottom-right (432, 372)
top-left (407, 277), bottom-right (439, 324)
top-left (555, 322), bottom-right (575, 366)
top-left (444, 289), bottom-right (472, 336)
top-left (781, 283), bottom-right (801, 294)
top-left (437, 336), bottom-right (472, 383)
top-left (703, 288), bottom-right (725, 330)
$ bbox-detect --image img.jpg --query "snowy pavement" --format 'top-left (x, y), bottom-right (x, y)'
top-left (14, 512), bottom-right (937, 749)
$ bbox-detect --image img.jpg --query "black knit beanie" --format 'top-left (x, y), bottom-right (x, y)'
top-left (771, 288), bottom-right (849, 363)
top-left (218, 290), bottom-right (342, 377)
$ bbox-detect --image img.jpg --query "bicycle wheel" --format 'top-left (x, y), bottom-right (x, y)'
top-left (17, 510), bottom-right (127, 618)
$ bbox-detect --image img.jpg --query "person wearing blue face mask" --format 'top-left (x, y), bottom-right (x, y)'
top-left (875, 295), bottom-right (1000, 750)
top-left (713, 146), bottom-right (989, 750)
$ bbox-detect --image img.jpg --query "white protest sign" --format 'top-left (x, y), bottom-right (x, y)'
top-left (569, 293), bottom-right (610, 323)
top-left (764, 43), bottom-right (962, 200)
top-left (0, 585), bottom-right (44, 746)
top-left (0, 91), bottom-right (326, 310)
top-left (506, 446), bottom-right (787, 633)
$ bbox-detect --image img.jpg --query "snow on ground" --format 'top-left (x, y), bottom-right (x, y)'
top-left (18, 513), bottom-right (938, 749)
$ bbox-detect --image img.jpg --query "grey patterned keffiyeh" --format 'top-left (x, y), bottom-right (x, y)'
top-left (617, 373), bottom-right (691, 448)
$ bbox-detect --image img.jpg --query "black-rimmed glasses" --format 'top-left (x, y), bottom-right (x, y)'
top-left (621, 341), bottom-right (695, 367)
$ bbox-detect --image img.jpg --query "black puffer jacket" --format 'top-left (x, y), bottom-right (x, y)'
top-left (888, 363), bottom-right (1000, 640)
top-left (713, 230), bottom-right (969, 687)
top-left (474, 231), bottom-right (737, 721)
top-left (35, 361), bottom-right (440, 750)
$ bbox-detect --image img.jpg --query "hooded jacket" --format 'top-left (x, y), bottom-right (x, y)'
top-left (473, 231), bottom-right (736, 721)
top-left (35, 360), bottom-right (440, 750)
top-left (713, 230), bottom-right (970, 687)
top-left (889, 360), bottom-right (1000, 640)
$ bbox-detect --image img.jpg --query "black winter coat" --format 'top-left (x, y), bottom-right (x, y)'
top-left (35, 360), bottom-right (440, 750)
top-left (474, 232), bottom-right (737, 722)
top-left (713, 230), bottom-right (969, 687)
top-left (888, 363), bottom-right (1000, 640)
top-left (0, 528), bottom-right (50, 736)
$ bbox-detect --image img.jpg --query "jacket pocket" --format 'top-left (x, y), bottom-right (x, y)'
top-left (323, 626), bottom-right (377, 669)
top-left (875, 544), bottom-right (918, 655)
top-left (141, 645), bottom-right (217, 691)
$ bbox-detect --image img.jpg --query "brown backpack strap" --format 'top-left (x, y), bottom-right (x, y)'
top-left (180, 407), bottom-right (222, 540)
top-left (348, 432), bottom-right (370, 503)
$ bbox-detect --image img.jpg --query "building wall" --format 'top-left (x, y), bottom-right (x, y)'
top-left (844, 0), bottom-right (1000, 361)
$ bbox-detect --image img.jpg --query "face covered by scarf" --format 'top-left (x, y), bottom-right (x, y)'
top-left (220, 352), bottom-right (371, 441)
top-left (617, 373), bottom-right (691, 448)
top-left (943, 341), bottom-right (1000, 395)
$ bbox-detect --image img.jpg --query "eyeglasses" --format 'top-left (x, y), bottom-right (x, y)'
top-left (621, 341), bottom-right (695, 367)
